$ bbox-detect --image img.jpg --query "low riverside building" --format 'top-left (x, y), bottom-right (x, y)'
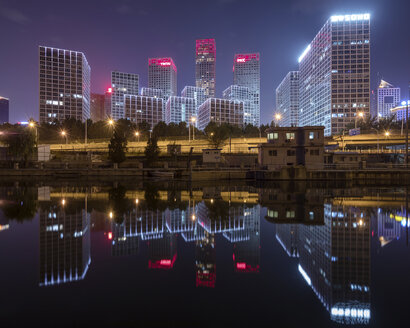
top-left (198, 98), bottom-right (243, 130)
top-left (258, 126), bottom-right (324, 170)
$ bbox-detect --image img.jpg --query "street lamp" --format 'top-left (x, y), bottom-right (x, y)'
top-left (191, 117), bottom-right (196, 141)
top-left (28, 121), bottom-right (38, 145)
top-left (61, 130), bottom-right (68, 144)
top-left (355, 112), bottom-right (364, 129)
top-left (135, 131), bottom-right (140, 142)
top-left (275, 113), bottom-right (282, 126)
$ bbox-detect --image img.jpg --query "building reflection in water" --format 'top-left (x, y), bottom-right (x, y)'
top-left (266, 187), bottom-right (371, 325)
top-left (39, 199), bottom-right (91, 286)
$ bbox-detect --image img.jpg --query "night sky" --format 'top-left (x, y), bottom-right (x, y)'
top-left (0, 0), bottom-right (409, 124)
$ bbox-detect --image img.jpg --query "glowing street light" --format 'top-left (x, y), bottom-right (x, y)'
top-left (275, 113), bottom-right (282, 126)
top-left (191, 117), bottom-right (197, 140)
top-left (355, 112), bottom-right (364, 128)
top-left (135, 131), bottom-right (140, 142)
top-left (28, 120), bottom-right (38, 145)
top-left (61, 130), bottom-right (68, 144)
top-left (385, 131), bottom-right (390, 137)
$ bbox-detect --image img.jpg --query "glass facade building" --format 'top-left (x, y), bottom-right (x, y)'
top-left (165, 96), bottom-right (196, 125)
top-left (233, 53), bottom-right (260, 126)
top-left (90, 93), bottom-right (105, 122)
top-left (124, 95), bottom-right (163, 129)
top-left (377, 80), bottom-right (400, 118)
top-left (181, 86), bottom-right (206, 111)
top-left (0, 96), bottom-right (9, 124)
top-left (39, 46), bottom-right (90, 123)
top-left (276, 71), bottom-right (299, 127)
top-left (109, 71), bottom-right (139, 120)
top-left (198, 98), bottom-right (244, 130)
top-left (148, 58), bottom-right (177, 103)
top-left (195, 39), bottom-right (216, 98)
top-left (299, 14), bottom-right (370, 136)
top-left (223, 85), bottom-right (251, 125)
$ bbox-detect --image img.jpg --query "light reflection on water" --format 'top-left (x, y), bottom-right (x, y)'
top-left (0, 182), bottom-right (409, 326)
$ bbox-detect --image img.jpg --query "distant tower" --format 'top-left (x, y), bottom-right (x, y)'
top-left (148, 58), bottom-right (177, 103)
top-left (233, 53), bottom-right (260, 126)
top-left (39, 46), bottom-right (90, 123)
top-left (109, 71), bottom-right (139, 120)
top-left (276, 71), bottom-right (299, 127)
top-left (195, 39), bottom-right (216, 98)
top-left (377, 80), bottom-right (400, 118)
top-left (0, 96), bottom-right (9, 124)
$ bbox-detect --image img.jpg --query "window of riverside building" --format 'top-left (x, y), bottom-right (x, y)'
top-left (268, 132), bottom-right (278, 140)
top-left (309, 132), bottom-right (315, 139)
top-left (286, 133), bottom-right (295, 140)
top-left (287, 150), bottom-right (295, 156)
top-left (269, 150), bottom-right (277, 156)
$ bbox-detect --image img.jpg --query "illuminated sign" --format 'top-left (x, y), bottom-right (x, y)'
top-left (330, 13), bottom-right (370, 22)
top-left (160, 62), bottom-right (171, 66)
top-left (298, 44), bottom-right (311, 63)
top-left (236, 262), bottom-right (246, 269)
top-left (236, 58), bottom-right (246, 63)
top-left (234, 53), bottom-right (260, 64)
top-left (107, 87), bottom-right (112, 93)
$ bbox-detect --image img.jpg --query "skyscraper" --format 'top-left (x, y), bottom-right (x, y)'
top-left (198, 98), bottom-right (244, 130)
top-left (233, 53), bottom-right (260, 126)
top-left (148, 58), bottom-right (177, 102)
top-left (90, 93), bottom-right (105, 121)
top-left (195, 39), bottom-right (216, 98)
top-left (165, 96), bottom-right (196, 125)
top-left (181, 86), bottom-right (206, 110)
top-left (276, 71), bottom-right (299, 127)
top-left (377, 80), bottom-right (400, 118)
top-left (109, 71), bottom-right (139, 120)
top-left (298, 14), bottom-right (371, 136)
top-left (124, 95), bottom-right (163, 128)
top-left (223, 85), bottom-right (251, 124)
top-left (0, 96), bottom-right (9, 124)
top-left (39, 46), bottom-right (90, 123)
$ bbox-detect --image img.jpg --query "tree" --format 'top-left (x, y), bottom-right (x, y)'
top-left (1, 126), bottom-right (36, 166)
top-left (205, 122), bottom-right (229, 149)
top-left (108, 128), bottom-right (127, 164)
top-left (144, 136), bottom-right (160, 165)
top-left (2, 186), bottom-right (38, 221)
top-left (108, 185), bottom-right (132, 224)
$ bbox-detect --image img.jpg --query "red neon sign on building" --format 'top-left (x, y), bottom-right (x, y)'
top-left (234, 53), bottom-right (260, 63)
top-left (148, 58), bottom-right (177, 72)
top-left (196, 38), bottom-right (216, 56)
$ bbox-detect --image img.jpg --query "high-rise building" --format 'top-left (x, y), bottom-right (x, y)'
top-left (124, 95), bottom-right (163, 128)
top-left (39, 46), bottom-right (90, 123)
top-left (0, 96), bottom-right (9, 124)
top-left (181, 86), bottom-right (206, 110)
top-left (233, 53), bottom-right (260, 126)
top-left (198, 98), bottom-right (244, 130)
top-left (141, 87), bottom-right (164, 99)
top-left (298, 14), bottom-right (371, 136)
top-left (90, 93), bottom-right (105, 121)
top-left (165, 96), bottom-right (196, 125)
top-left (195, 39), bottom-right (216, 98)
top-left (223, 85), bottom-right (250, 124)
top-left (148, 58), bottom-right (177, 102)
top-left (377, 80), bottom-right (400, 118)
top-left (109, 71), bottom-right (139, 120)
top-left (276, 71), bottom-right (299, 127)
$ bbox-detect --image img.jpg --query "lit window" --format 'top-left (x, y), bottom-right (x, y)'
top-left (286, 133), bottom-right (295, 140)
top-left (309, 132), bottom-right (314, 139)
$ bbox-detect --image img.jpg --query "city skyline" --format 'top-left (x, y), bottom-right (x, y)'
top-left (0, 0), bottom-right (409, 124)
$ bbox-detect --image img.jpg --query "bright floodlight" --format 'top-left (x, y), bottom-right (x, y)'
top-left (275, 113), bottom-right (282, 121)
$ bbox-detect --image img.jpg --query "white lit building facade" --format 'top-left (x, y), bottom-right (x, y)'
top-left (165, 96), bottom-right (196, 125)
top-left (181, 86), bottom-right (206, 111)
top-left (124, 95), bottom-right (163, 129)
top-left (377, 80), bottom-right (400, 118)
top-left (223, 85), bottom-right (251, 125)
top-left (276, 71), bottom-right (299, 127)
top-left (198, 98), bottom-right (243, 130)
top-left (148, 58), bottom-right (177, 102)
top-left (233, 53), bottom-right (260, 126)
top-left (109, 71), bottom-right (139, 120)
top-left (39, 46), bottom-right (90, 123)
top-left (196, 39), bottom-right (216, 98)
top-left (298, 14), bottom-right (371, 136)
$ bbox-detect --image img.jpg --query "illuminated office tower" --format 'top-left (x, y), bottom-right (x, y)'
top-left (298, 204), bottom-right (371, 324)
top-left (198, 98), bottom-right (243, 130)
top-left (276, 71), bottom-right (299, 127)
top-left (141, 87), bottom-right (164, 99)
top-left (39, 46), bottom-right (90, 123)
top-left (377, 80), bottom-right (400, 118)
top-left (223, 85), bottom-right (251, 123)
top-left (195, 39), bottom-right (216, 98)
top-left (182, 86), bottom-right (206, 110)
top-left (165, 96), bottom-right (196, 125)
top-left (148, 233), bottom-right (177, 269)
top-left (298, 14), bottom-right (371, 136)
top-left (233, 53), bottom-right (260, 126)
top-left (109, 71), bottom-right (139, 120)
top-left (39, 205), bottom-right (91, 286)
top-left (0, 96), bottom-right (9, 124)
top-left (124, 95), bottom-right (163, 128)
top-left (90, 93), bottom-right (105, 121)
top-left (148, 58), bottom-right (177, 102)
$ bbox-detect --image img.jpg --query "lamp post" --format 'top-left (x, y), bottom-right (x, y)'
top-left (135, 131), bottom-right (140, 142)
top-left (61, 130), bottom-right (68, 145)
top-left (275, 113), bottom-right (282, 127)
top-left (28, 121), bottom-right (38, 145)
top-left (191, 117), bottom-right (196, 141)
top-left (355, 112), bottom-right (364, 129)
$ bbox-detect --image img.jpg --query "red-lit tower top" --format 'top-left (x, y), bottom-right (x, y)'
top-left (234, 53), bottom-right (260, 64)
top-left (196, 38), bottom-right (216, 56)
top-left (148, 57), bottom-right (177, 73)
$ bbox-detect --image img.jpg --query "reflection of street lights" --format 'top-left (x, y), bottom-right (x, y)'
top-left (275, 113), bottom-right (282, 127)
top-left (355, 112), bottom-right (364, 129)
top-left (135, 131), bottom-right (140, 142)
top-left (61, 130), bottom-right (68, 144)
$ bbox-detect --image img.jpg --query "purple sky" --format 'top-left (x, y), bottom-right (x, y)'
top-left (0, 0), bottom-right (409, 124)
